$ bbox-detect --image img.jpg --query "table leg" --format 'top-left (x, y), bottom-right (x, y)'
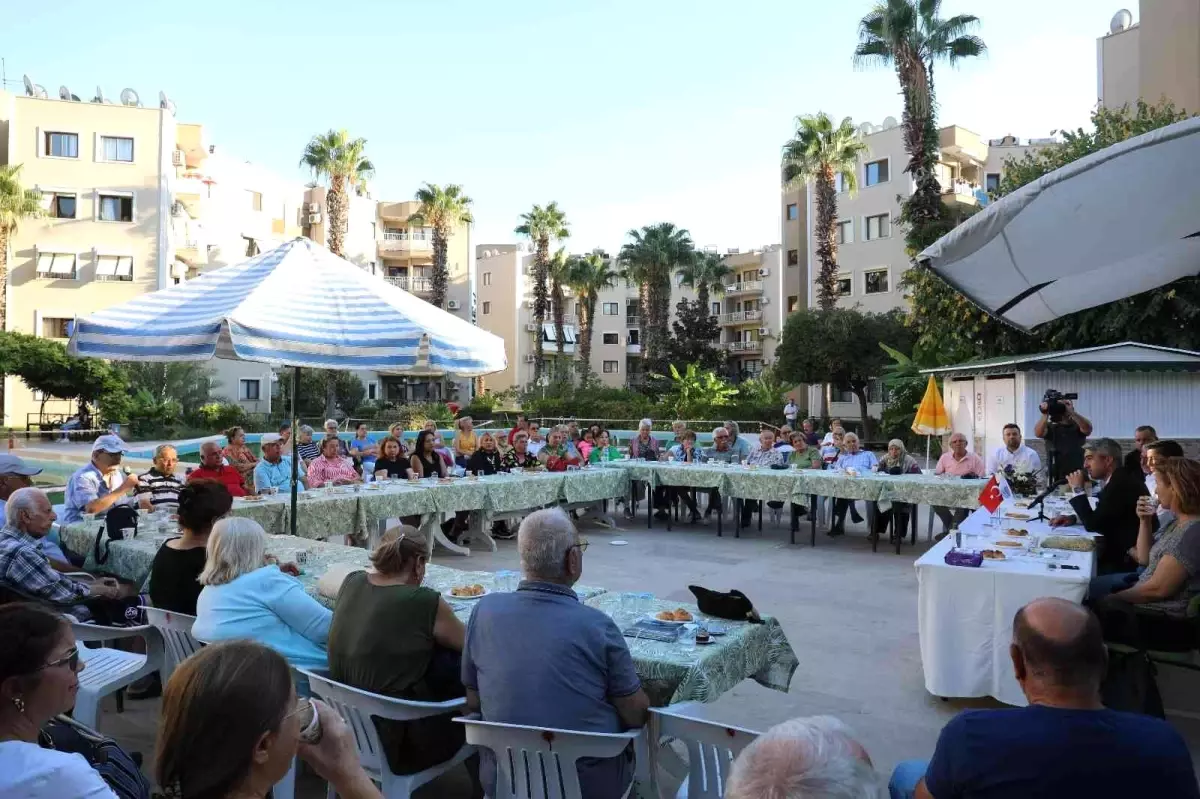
top-left (646, 481), bottom-right (653, 529)
top-left (734, 499), bottom-right (741, 539)
top-left (810, 495), bottom-right (818, 547)
top-left (423, 512), bottom-right (471, 557)
top-left (474, 512), bottom-right (497, 553)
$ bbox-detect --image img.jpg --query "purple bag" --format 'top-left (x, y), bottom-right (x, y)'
top-left (944, 549), bottom-right (983, 568)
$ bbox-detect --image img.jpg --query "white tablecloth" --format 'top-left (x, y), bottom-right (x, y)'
top-left (915, 502), bottom-right (1096, 706)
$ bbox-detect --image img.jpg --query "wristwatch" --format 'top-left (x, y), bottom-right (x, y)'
top-left (1072, 486), bottom-right (1086, 496)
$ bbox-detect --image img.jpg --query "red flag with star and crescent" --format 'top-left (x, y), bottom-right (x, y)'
top-left (978, 475), bottom-right (1004, 513)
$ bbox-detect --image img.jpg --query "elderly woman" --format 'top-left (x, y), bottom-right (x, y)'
top-left (149, 480), bottom-right (234, 615)
top-left (136, 443), bottom-right (184, 511)
top-left (295, 424), bottom-right (321, 463)
top-left (193, 518), bottom-right (331, 670)
top-left (306, 437), bottom-right (360, 487)
top-left (630, 419), bottom-right (660, 461)
top-left (222, 426), bottom-right (257, 493)
top-left (788, 432), bottom-right (822, 470)
top-left (502, 431), bottom-right (538, 469)
top-left (871, 440), bottom-right (922, 542)
top-left (328, 529), bottom-right (469, 778)
top-left (538, 429), bottom-right (582, 472)
top-left (588, 430), bottom-right (622, 463)
top-left (322, 419), bottom-right (351, 458)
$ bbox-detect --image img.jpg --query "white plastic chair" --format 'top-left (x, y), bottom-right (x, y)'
top-left (455, 716), bottom-right (642, 799)
top-left (650, 704), bottom-right (759, 799)
top-left (69, 620), bottom-right (164, 730)
top-left (142, 607), bottom-right (202, 680)
top-left (299, 668), bottom-right (475, 799)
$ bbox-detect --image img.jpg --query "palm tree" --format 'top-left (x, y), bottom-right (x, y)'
top-left (782, 113), bottom-right (868, 310)
top-left (0, 165), bottom-right (43, 420)
top-left (566, 251), bottom-right (618, 386)
top-left (514, 203), bottom-right (569, 384)
top-left (408, 183), bottom-right (473, 308)
top-left (854, 0), bottom-right (986, 241)
top-left (618, 223), bottom-right (694, 366)
top-left (547, 247), bottom-right (571, 377)
top-left (676, 251), bottom-right (733, 316)
top-left (299, 130), bottom-right (375, 257)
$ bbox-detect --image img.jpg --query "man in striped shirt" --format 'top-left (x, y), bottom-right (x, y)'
top-left (136, 444), bottom-right (184, 510)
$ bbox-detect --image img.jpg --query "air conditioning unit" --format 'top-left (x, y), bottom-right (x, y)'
top-left (524, 354), bottom-right (536, 363)
top-left (307, 202), bottom-right (320, 213)
top-left (307, 213), bottom-right (322, 225)
top-left (524, 322), bottom-right (538, 332)
top-left (758, 268), bottom-right (770, 277)
top-left (447, 300), bottom-right (461, 310)
top-left (758, 327), bottom-right (771, 336)
top-left (760, 297), bottom-right (770, 305)
top-left (171, 149), bottom-right (185, 167)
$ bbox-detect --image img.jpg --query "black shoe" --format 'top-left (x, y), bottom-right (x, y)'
top-left (828, 524), bottom-right (845, 537)
top-left (654, 509), bottom-right (670, 521)
top-left (849, 506), bottom-right (864, 524)
top-left (689, 512), bottom-right (702, 524)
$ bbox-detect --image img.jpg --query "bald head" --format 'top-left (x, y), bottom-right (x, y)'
top-left (1012, 598), bottom-right (1105, 690)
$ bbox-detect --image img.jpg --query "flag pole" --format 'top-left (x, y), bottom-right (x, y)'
top-left (290, 366), bottom-right (299, 538)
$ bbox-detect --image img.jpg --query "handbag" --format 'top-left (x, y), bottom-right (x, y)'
top-left (1101, 649), bottom-right (1166, 718)
top-left (688, 585), bottom-right (763, 624)
top-left (39, 713), bottom-right (152, 799)
top-left (93, 505), bottom-right (139, 566)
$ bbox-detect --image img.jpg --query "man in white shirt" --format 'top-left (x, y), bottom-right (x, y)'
top-left (986, 424), bottom-right (1042, 477)
top-left (783, 396), bottom-right (799, 426)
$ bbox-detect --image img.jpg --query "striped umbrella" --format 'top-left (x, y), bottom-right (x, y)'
top-left (68, 237), bottom-right (507, 534)
top-left (912, 376), bottom-right (952, 469)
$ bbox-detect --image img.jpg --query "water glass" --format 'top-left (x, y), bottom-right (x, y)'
top-left (324, 481), bottom-right (334, 491)
top-left (619, 591), bottom-right (637, 618)
top-left (638, 592), bottom-right (655, 615)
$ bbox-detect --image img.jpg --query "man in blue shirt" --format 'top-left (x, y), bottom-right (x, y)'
top-left (463, 508), bottom-right (650, 799)
top-left (253, 434), bottom-right (306, 494)
top-left (889, 597), bottom-right (1200, 799)
top-left (62, 434), bottom-right (139, 525)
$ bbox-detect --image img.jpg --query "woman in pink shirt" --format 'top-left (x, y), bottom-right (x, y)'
top-left (306, 437), bottom-right (360, 486)
top-left (933, 432), bottom-right (986, 534)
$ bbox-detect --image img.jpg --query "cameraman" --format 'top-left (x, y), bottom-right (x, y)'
top-left (1033, 394), bottom-right (1093, 483)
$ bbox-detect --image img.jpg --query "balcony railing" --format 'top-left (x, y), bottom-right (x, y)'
top-left (725, 340), bottom-right (763, 353)
top-left (383, 230), bottom-right (431, 241)
top-left (724, 280), bottom-right (763, 294)
top-left (384, 276), bottom-right (433, 293)
top-left (717, 309), bottom-right (763, 326)
top-left (626, 314), bottom-right (639, 326)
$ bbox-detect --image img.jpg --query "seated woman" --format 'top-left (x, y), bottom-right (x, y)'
top-left (193, 518), bottom-right (332, 671)
top-left (373, 435), bottom-right (411, 480)
top-left (537, 429), bottom-right (581, 472)
top-left (387, 422), bottom-right (410, 458)
top-left (588, 430), bottom-right (622, 463)
top-left (294, 424), bottom-right (322, 464)
top-left (349, 423), bottom-right (378, 477)
top-left (306, 437), bottom-right (360, 487)
top-left (149, 480), bottom-right (234, 615)
top-left (1093, 458), bottom-right (1200, 652)
top-left (629, 419), bottom-right (660, 461)
top-left (668, 430), bottom-right (702, 522)
top-left (423, 421), bottom-right (455, 469)
top-left (784, 432), bottom-right (823, 531)
top-left (156, 639), bottom-right (381, 799)
top-left (501, 431), bottom-right (538, 470)
top-left (871, 439), bottom-right (922, 542)
top-left (452, 417), bottom-right (478, 468)
top-left (327, 529), bottom-right (469, 779)
top-left (460, 433), bottom-right (509, 539)
top-left (411, 430), bottom-right (449, 480)
top-left (222, 426), bottom-right (258, 494)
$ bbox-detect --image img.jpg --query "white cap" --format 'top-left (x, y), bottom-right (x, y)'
top-left (260, 433), bottom-right (282, 445)
top-left (0, 454), bottom-right (43, 476)
top-left (91, 434), bottom-right (128, 454)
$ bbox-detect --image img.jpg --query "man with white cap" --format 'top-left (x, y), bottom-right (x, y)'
top-left (61, 434), bottom-right (139, 525)
top-left (254, 433), bottom-right (307, 494)
top-left (0, 454), bottom-right (73, 569)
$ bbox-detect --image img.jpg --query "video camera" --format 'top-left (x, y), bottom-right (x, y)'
top-left (1042, 389), bottom-right (1078, 422)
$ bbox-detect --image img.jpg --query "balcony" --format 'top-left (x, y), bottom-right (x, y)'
top-left (940, 180), bottom-right (984, 210)
top-left (384, 276), bottom-right (434, 294)
top-left (626, 314), bottom-right (639, 327)
top-left (939, 126), bottom-right (988, 164)
top-left (626, 342), bottom-right (641, 355)
top-left (378, 231), bottom-right (432, 255)
top-left (717, 309), bottom-right (763, 326)
top-left (724, 280), bottom-right (763, 296)
top-left (725, 340), bottom-right (763, 354)
top-left (175, 240), bottom-right (207, 266)
top-left (378, 201), bottom-right (419, 221)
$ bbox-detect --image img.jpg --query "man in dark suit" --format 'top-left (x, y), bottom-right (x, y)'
top-left (1051, 438), bottom-right (1152, 574)
top-left (1122, 425), bottom-right (1157, 477)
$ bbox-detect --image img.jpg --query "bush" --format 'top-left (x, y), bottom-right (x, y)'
top-left (125, 390), bottom-right (183, 439)
top-left (189, 401), bottom-right (247, 431)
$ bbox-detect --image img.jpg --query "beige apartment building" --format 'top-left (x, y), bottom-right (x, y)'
top-left (716, 247), bottom-right (784, 379)
top-left (1099, 2), bottom-right (1200, 111)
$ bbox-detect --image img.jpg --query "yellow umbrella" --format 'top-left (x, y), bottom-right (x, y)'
top-left (912, 376), bottom-right (952, 468)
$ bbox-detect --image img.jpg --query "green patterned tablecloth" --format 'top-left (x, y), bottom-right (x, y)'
top-left (876, 473), bottom-right (986, 509)
top-left (561, 468), bottom-right (630, 505)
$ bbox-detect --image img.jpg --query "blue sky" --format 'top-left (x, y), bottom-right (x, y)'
top-left (2, 0), bottom-right (1113, 253)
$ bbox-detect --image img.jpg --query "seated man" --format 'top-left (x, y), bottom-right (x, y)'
top-left (61, 434), bottom-right (140, 525)
top-left (1051, 438), bottom-right (1149, 574)
top-left (726, 716), bottom-right (881, 799)
top-left (829, 432), bottom-right (878, 535)
top-left (188, 441), bottom-right (248, 497)
top-left (932, 433), bottom-right (985, 535)
top-left (462, 509), bottom-right (650, 799)
top-left (253, 433), bottom-right (307, 494)
top-left (136, 444), bottom-right (184, 511)
top-left (1124, 424), bottom-right (1157, 477)
top-left (740, 428), bottom-right (784, 527)
top-left (1144, 439), bottom-right (1185, 527)
top-left (889, 598), bottom-right (1200, 799)
top-left (0, 454), bottom-right (73, 569)
top-left (985, 423), bottom-right (1042, 479)
top-left (700, 426), bottom-right (735, 516)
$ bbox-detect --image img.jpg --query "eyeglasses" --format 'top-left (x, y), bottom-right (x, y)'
top-left (43, 647), bottom-right (80, 672)
top-left (571, 538), bottom-right (590, 553)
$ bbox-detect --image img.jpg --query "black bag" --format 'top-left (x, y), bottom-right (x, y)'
top-left (688, 585), bottom-right (763, 624)
top-left (93, 505), bottom-right (138, 566)
top-left (39, 713), bottom-right (151, 799)
top-left (1101, 649), bottom-right (1166, 718)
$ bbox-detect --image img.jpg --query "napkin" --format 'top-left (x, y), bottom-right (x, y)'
top-left (316, 562), bottom-right (365, 600)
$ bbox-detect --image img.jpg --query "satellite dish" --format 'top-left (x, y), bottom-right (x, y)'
top-left (119, 88), bottom-right (141, 107)
top-left (882, 116), bottom-right (898, 129)
top-left (1111, 9), bottom-right (1133, 33)
top-left (23, 75), bottom-right (34, 96)
top-left (93, 85), bottom-right (112, 104)
top-left (58, 86), bottom-right (80, 102)
top-left (858, 122), bottom-right (873, 135)
top-left (158, 91), bottom-right (176, 115)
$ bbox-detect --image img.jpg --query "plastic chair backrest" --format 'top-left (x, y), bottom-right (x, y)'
top-left (455, 717), bottom-right (640, 799)
top-left (143, 607), bottom-right (202, 670)
top-left (652, 707), bottom-right (758, 799)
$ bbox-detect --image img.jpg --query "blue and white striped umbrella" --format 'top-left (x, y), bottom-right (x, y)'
top-left (68, 237), bottom-right (506, 375)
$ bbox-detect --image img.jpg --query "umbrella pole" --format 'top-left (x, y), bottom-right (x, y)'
top-left (290, 366), bottom-right (299, 538)
top-left (925, 435), bottom-right (931, 471)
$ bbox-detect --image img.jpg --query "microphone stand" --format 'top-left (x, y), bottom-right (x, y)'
top-left (1031, 479), bottom-right (1067, 523)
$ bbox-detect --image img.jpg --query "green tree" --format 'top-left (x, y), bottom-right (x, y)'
top-left (547, 247), bottom-right (572, 377)
top-left (619, 223), bottom-right (694, 365)
top-left (660, 363), bottom-right (738, 420)
top-left (408, 183), bottom-right (473, 309)
top-left (0, 332), bottom-right (125, 426)
top-left (676, 251), bottom-right (732, 313)
top-left (515, 202), bottom-right (570, 383)
top-left (118, 362), bottom-right (216, 417)
top-left (566, 251), bottom-right (618, 386)
top-left (776, 308), bottom-right (911, 442)
top-left (781, 114), bottom-right (868, 309)
top-left (0, 165), bottom-right (44, 422)
top-left (277, 367), bottom-right (365, 417)
top-left (667, 297), bottom-right (725, 375)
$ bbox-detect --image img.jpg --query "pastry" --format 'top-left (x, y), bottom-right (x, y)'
top-left (450, 584), bottom-right (485, 597)
top-left (981, 549), bottom-right (1006, 560)
top-left (1005, 528), bottom-right (1028, 537)
top-left (993, 539), bottom-right (1023, 547)
top-left (1041, 536), bottom-right (1095, 552)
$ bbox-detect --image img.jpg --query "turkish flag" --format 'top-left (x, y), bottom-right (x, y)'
top-left (978, 475), bottom-right (1003, 513)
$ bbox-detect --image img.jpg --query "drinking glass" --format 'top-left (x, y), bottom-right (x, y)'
top-left (638, 592), bottom-right (655, 614)
top-left (619, 592), bottom-right (637, 618)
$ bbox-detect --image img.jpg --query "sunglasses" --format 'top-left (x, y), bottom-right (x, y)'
top-left (44, 647), bottom-right (80, 672)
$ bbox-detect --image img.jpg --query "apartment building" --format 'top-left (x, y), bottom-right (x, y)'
top-left (475, 243), bottom-right (699, 391)
top-left (716, 247), bottom-right (784, 379)
top-left (1098, 2), bottom-right (1200, 111)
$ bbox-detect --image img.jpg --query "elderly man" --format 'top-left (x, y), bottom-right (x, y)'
top-left (829, 432), bottom-right (878, 535)
top-left (62, 434), bottom-right (140, 525)
top-left (1051, 438), bottom-right (1150, 574)
top-left (188, 441), bottom-right (248, 497)
top-left (726, 716), bottom-right (881, 799)
top-left (295, 424), bottom-right (321, 463)
top-left (463, 509), bottom-right (649, 799)
top-left (0, 454), bottom-right (74, 569)
top-left (724, 421), bottom-right (752, 461)
top-left (701, 426), bottom-right (736, 517)
top-left (889, 598), bottom-right (1199, 799)
top-left (0, 487), bottom-right (123, 608)
top-left (986, 423), bottom-right (1042, 478)
top-left (323, 419), bottom-right (350, 458)
top-left (932, 432), bottom-right (986, 536)
top-left (800, 418), bottom-right (819, 447)
top-left (254, 433), bottom-right (306, 494)
top-left (135, 444), bottom-right (184, 511)
top-left (1124, 424), bottom-right (1158, 476)
top-left (740, 428), bottom-right (785, 527)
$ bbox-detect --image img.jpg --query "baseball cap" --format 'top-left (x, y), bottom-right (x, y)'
top-left (0, 454), bottom-right (43, 477)
top-left (261, 433), bottom-right (282, 445)
top-left (91, 434), bottom-right (129, 454)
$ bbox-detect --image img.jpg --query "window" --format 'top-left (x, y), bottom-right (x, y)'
top-left (100, 136), bottom-right (134, 162)
top-left (602, 333), bottom-right (619, 345)
top-left (711, 302), bottom-right (720, 316)
top-left (95, 255), bottom-right (134, 282)
top-left (45, 132), bottom-right (78, 158)
top-left (239, 379), bottom-right (261, 401)
top-left (868, 378), bottom-right (891, 403)
top-left (834, 173), bottom-right (846, 193)
top-left (602, 302), bottom-right (619, 315)
top-left (482, 272), bottom-right (492, 286)
top-left (864, 159), bottom-right (889, 186)
top-left (247, 191), bottom-right (263, 211)
top-left (41, 317), bottom-right (74, 339)
top-left (481, 301), bottom-right (491, 314)
top-left (603, 360), bottom-right (619, 374)
top-left (787, 295), bottom-right (799, 312)
top-left (627, 329), bottom-right (640, 345)
top-left (786, 203), bottom-right (799, 220)
top-left (835, 275), bottom-right (852, 296)
top-left (864, 268), bottom-right (889, 294)
top-left (835, 388), bottom-right (856, 403)
top-left (35, 252), bottom-right (77, 278)
top-left (864, 214), bottom-right (890, 241)
top-left (367, 382), bottom-right (378, 401)
top-left (49, 193), bottom-right (77, 219)
top-left (98, 193), bottom-right (133, 222)
top-left (836, 219), bottom-right (852, 245)
top-left (985, 172), bottom-right (1001, 193)
top-left (787, 248), bottom-right (799, 266)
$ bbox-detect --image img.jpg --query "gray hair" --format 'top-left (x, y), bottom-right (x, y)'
top-left (324, 418), bottom-right (338, 429)
top-left (712, 427), bottom-right (727, 437)
top-left (726, 716), bottom-right (883, 799)
top-left (199, 517), bottom-right (268, 586)
top-left (5, 487), bottom-right (46, 529)
top-left (200, 440), bottom-right (221, 455)
top-left (300, 424), bottom-right (314, 435)
top-left (638, 418), bottom-right (652, 431)
top-left (843, 432), bottom-right (859, 444)
top-left (887, 439), bottom-right (906, 453)
top-left (726, 421), bottom-right (741, 437)
top-left (153, 444), bottom-right (177, 460)
top-left (518, 508), bottom-right (578, 582)
top-left (1084, 437), bottom-right (1122, 460)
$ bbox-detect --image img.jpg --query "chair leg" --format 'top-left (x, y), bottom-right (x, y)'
top-left (71, 692), bottom-right (100, 730)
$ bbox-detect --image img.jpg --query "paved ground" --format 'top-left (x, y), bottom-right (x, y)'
top-left (95, 507), bottom-right (1200, 796)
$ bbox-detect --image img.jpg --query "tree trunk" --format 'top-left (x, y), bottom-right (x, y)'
top-left (697, 284), bottom-right (710, 319)
top-left (326, 185), bottom-right (347, 256)
top-left (0, 228), bottom-right (9, 424)
top-left (324, 373), bottom-right (337, 420)
top-left (430, 225), bottom-right (449, 308)
top-left (638, 282), bottom-right (650, 368)
top-left (552, 281), bottom-right (566, 363)
top-left (532, 239), bottom-right (549, 384)
top-left (819, 383), bottom-right (829, 421)
top-left (814, 169), bottom-right (839, 310)
top-left (854, 385), bottom-right (871, 443)
top-left (577, 296), bottom-right (593, 385)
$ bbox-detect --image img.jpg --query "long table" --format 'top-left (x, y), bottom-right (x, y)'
top-left (914, 499), bottom-right (1096, 706)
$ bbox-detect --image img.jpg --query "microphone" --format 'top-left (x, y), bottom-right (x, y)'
top-left (1031, 477), bottom-right (1068, 522)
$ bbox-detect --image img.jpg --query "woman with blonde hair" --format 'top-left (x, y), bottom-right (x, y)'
top-left (453, 416), bottom-right (478, 467)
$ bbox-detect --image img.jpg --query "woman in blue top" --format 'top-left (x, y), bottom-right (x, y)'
top-left (193, 517), bottom-right (332, 671)
top-left (349, 423), bottom-right (378, 477)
